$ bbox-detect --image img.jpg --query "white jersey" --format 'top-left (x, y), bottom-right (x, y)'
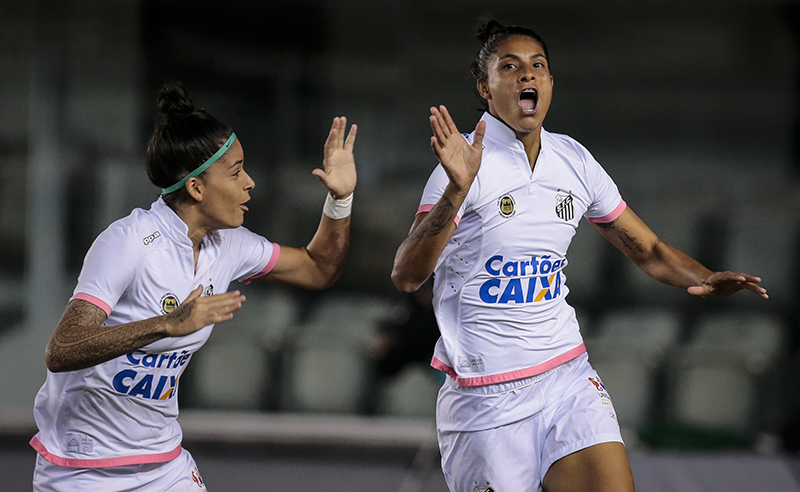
top-left (419, 112), bottom-right (625, 387)
top-left (31, 197), bottom-right (279, 468)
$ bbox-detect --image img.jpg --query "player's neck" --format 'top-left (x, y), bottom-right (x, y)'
top-left (516, 129), bottom-right (542, 170)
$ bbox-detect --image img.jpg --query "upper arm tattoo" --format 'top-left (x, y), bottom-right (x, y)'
top-left (412, 197), bottom-right (456, 239)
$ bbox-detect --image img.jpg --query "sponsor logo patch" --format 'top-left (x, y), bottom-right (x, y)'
top-left (191, 465), bottom-right (206, 489)
top-left (143, 231), bottom-right (161, 246)
top-left (588, 376), bottom-right (614, 407)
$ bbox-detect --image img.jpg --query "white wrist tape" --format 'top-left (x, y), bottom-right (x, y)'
top-left (323, 192), bottom-right (353, 220)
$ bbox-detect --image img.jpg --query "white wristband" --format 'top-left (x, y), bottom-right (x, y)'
top-left (323, 192), bottom-right (353, 220)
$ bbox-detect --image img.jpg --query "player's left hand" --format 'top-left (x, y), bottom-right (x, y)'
top-left (313, 116), bottom-right (357, 199)
top-left (687, 271), bottom-right (768, 299)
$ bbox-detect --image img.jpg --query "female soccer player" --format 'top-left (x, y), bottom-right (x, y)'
top-left (392, 20), bottom-right (767, 492)
top-left (30, 83), bottom-right (357, 491)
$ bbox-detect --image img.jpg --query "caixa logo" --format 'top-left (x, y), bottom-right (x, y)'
top-left (111, 350), bottom-right (192, 400)
top-left (479, 254), bottom-right (565, 304)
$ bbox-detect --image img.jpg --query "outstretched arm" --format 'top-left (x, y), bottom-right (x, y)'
top-left (595, 207), bottom-right (768, 299)
top-left (45, 286), bottom-right (246, 372)
top-left (261, 117), bottom-right (357, 290)
top-left (391, 106), bottom-right (485, 293)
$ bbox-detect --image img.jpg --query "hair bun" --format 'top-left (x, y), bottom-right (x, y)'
top-left (157, 83), bottom-right (195, 123)
top-left (476, 19), bottom-right (506, 43)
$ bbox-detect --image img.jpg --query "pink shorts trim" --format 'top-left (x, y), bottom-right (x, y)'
top-left (586, 199), bottom-right (626, 224)
top-left (70, 293), bottom-right (112, 317)
top-left (431, 343), bottom-right (587, 387)
top-left (417, 204), bottom-right (460, 227)
top-left (242, 243), bottom-right (282, 285)
top-left (30, 436), bottom-right (182, 468)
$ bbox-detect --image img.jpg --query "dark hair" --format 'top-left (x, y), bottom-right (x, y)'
top-left (470, 19), bottom-right (550, 82)
top-left (146, 83), bottom-right (233, 205)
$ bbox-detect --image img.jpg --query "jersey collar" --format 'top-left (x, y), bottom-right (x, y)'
top-left (480, 112), bottom-right (549, 154)
top-left (151, 197), bottom-right (194, 248)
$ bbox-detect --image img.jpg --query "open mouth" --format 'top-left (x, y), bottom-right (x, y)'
top-left (519, 88), bottom-right (538, 115)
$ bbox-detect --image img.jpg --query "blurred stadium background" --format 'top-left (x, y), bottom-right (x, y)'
top-left (1, 0), bottom-right (800, 490)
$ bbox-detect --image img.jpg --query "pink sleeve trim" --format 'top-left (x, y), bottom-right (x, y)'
top-left (586, 199), bottom-right (626, 224)
top-left (30, 436), bottom-right (182, 468)
top-left (242, 243), bottom-right (281, 285)
top-left (70, 293), bottom-right (112, 317)
top-left (430, 343), bottom-right (586, 387)
top-left (416, 204), bottom-right (460, 227)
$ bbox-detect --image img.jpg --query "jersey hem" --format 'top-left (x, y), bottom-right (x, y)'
top-left (30, 436), bottom-right (182, 469)
top-left (242, 243), bottom-right (281, 285)
top-left (431, 342), bottom-right (587, 387)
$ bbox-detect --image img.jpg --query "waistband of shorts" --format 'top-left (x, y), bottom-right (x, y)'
top-left (446, 352), bottom-right (588, 395)
top-left (434, 343), bottom-right (587, 388)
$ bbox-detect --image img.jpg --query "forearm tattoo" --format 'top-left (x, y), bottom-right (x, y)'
top-left (598, 222), bottom-right (645, 255)
top-left (47, 300), bottom-right (174, 372)
top-left (412, 197), bottom-right (456, 239)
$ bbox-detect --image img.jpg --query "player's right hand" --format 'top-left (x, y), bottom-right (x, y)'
top-left (165, 285), bottom-right (246, 336)
top-left (429, 105), bottom-right (486, 195)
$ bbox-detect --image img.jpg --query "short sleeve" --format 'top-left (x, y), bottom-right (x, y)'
top-left (72, 223), bottom-right (141, 316)
top-left (223, 227), bottom-right (280, 285)
top-left (417, 164), bottom-right (472, 226)
top-left (580, 147), bottom-right (626, 223)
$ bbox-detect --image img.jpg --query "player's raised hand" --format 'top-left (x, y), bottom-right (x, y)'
top-left (430, 105), bottom-right (485, 195)
top-left (313, 116), bottom-right (357, 200)
top-left (165, 285), bottom-right (246, 336)
top-left (687, 271), bottom-right (768, 299)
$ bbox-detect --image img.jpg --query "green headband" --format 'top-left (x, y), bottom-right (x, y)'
top-left (161, 133), bottom-right (238, 195)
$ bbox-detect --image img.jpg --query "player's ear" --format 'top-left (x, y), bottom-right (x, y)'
top-left (477, 79), bottom-right (491, 100)
top-left (185, 176), bottom-right (204, 202)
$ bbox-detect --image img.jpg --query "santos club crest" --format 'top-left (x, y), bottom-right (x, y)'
top-left (555, 190), bottom-right (574, 221)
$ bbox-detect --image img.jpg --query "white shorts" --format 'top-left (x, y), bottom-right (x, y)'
top-left (33, 448), bottom-right (207, 492)
top-left (437, 353), bottom-right (623, 492)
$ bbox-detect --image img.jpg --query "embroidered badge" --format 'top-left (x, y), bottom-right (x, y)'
top-left (555, 190), bottom-right (574, 221)
top-left (498, 194), bottom-right (516, 218)
top-left (160, 293), bottom-right (179, 314)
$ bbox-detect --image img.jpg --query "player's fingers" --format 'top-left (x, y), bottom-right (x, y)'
top-left (324, 118), bottom-right (339, 154)
top-left (440, 105), bottom-right (458, 137)
top-left (344, 123), bottom-right (357, 151)
top-left (312, 168), bottom-right (328, 182)
top-left (183, 285), bottom-right (203, 304)
top-left (741, 281), bottom-right (769, 299)
top-left (430, 110), bottom-right (448, 142)
top-left (687, 285), bottom-right (704, 297)
top-left (434, 106), bottom-right (453, 139)
top-left (333, 116), bottom-right (346, 148)
top-left (430, 136), bottom-right (444, 160)
top-left (472, 120), bottom-right (487, 151)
